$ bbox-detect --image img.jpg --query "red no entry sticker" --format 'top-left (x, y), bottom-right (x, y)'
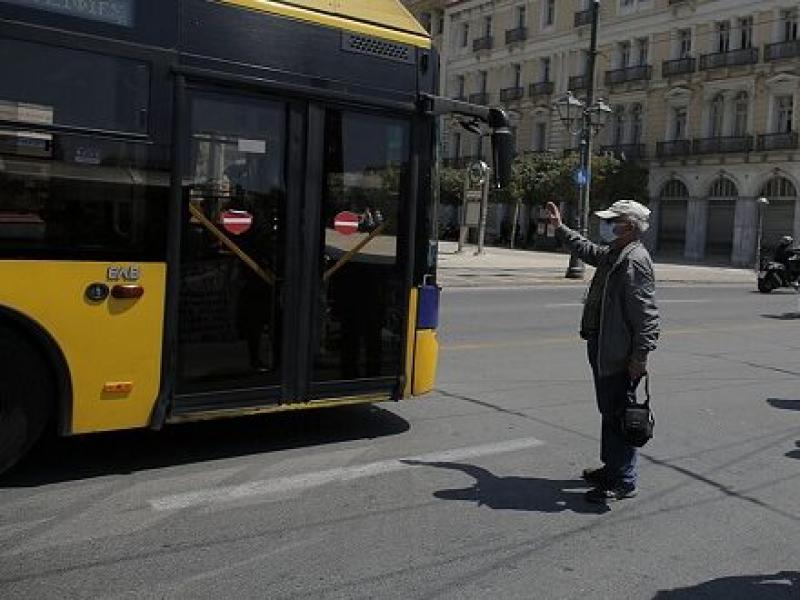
top-left (221, 210), bottom-right (253, 235)
top-left (334, 211), bottom-right (360, 236)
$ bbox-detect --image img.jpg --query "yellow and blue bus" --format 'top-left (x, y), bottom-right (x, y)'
top-left (0, 0), bottom-right (511, 472)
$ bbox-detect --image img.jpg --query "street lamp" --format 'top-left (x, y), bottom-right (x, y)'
top-left (552, 89), bottom-right (612, 276)
top-left (553, 91), bottom-right (584, 129)
top-left (551, 0), bottom-right (609, 279)
top-left (755, 196), bottom-right (769, 273)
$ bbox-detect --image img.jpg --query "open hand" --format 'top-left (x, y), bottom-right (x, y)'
top-left (545, 202), bottom-right (562, 228)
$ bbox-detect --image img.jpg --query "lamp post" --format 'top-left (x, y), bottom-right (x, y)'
top-left (552, 0), bottom-right (611, 279)
top-left (755, 196), bottom-right (769, 273)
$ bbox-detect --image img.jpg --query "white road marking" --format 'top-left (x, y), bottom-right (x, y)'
top-left (148, 437), bottom-right (545, 512)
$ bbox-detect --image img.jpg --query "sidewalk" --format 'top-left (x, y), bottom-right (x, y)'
top-left (436, 241), bottom-right (756, 288)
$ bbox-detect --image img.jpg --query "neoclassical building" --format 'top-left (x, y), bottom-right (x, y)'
top-left (404, 0), bottom-right (800, 265)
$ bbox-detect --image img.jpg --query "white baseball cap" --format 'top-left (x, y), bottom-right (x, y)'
top-left (594, 199), bottom-right (651, 221)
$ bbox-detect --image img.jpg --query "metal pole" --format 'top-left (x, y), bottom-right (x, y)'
top-left (476, 174), bottom-right (490, 255)
top-left (510, 198), bottom-right (521, 249)
top-left (457, 169), bottom-right (469, 253)
top-left (755, 206), bottom-right (763, 274)
top-left (566, 0), bottom-right (600, 279)
top-left (755, 197), bottom-right (768, 273)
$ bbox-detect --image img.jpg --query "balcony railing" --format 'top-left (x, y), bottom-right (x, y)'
top-left (662, 57), bottom-right (696, 77)
top-left (605, 65), bottom-right (652, 86)
top-left (757, 132), bottom-right (799, 151)
top-left (600, 144), bottom-right (646, 160)
top-left (656, 140), bottom-right (692, 158)
top-left (473, 36), bottom-right (493, 52)
top-left (568, 75), bottom-right (589, 90)
top-left (574, 9), bottom-right (592, 27)
top-left (499, 86), bottom-right (524, 102)
top-left (765, 40), bottom-right (800, 61)
top-left (699, 47), bottom-right (759, 70)
top-left (693, 136), bottom-right (753, 154)
top-left (468, 92), bottom-right (491, 106)
top-left (505, 27), bottom-right (527, 44)
top-left (529, 81), bottom-right (555, 97)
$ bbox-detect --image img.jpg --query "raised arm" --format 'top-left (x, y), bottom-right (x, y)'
top-left (544, 202), bottom-right (607, 268)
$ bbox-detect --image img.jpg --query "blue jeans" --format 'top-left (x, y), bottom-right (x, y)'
top-left (587, 337), bottom-right (639, 487)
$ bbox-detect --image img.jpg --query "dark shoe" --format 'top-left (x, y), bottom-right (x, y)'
top-left (585, 484), bottom-right (638, 504)
top-left (581, 467), bottom-right (608, 487)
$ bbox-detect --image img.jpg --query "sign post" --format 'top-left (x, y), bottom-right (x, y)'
top-left (457, 160), bottom-right (490, 255)
top-left (457, 176), bottom-right (470, 253)
top-left (476, 175), bottom-right (490, 256)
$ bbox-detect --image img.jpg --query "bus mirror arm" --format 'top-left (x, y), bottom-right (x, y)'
top-left (419, 94), bottom-right (513, 189)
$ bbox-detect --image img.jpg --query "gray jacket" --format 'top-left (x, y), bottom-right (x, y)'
top-left (557, 224), bottom-right (661, 377)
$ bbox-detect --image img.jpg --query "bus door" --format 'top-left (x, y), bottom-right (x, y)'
top-left (176, 89), bottom-right (294, 401)
top-left (306, 107), bottom-right (412, 399)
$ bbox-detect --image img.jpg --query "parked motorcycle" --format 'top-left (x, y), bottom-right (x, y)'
top-left (758, 236), bottom-right (800, 293)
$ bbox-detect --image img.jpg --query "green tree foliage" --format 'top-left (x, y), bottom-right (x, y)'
top-left (508, 152), bottom-right (649, 210)
top-left (439, 153), bottom-right (649, 210)
top-left (439, 166), bottom-right (466, 205)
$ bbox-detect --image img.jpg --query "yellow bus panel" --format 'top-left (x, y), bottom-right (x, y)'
top-left (0, 261), bottom-right (165, 434)
top-left (220, 0), bottom-right (431, 48)
top-left (412, 329), bottom-right (438, 396)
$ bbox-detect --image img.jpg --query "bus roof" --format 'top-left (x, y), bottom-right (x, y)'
top-left (221, 0), bottom-right (431, 49)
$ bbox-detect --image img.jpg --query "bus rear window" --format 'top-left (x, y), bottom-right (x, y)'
top-left (0, 38), bottom-right (150, 134)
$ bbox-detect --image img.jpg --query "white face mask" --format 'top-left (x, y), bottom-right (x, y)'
top-left (598, 220), bottom-right (618, 243)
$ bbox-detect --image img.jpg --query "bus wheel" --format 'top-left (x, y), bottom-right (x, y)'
top-left (0, 322), bottom-right (54, 475)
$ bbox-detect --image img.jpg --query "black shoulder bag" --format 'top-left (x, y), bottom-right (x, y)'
top-left (621, 374), bottom-right (654, 448)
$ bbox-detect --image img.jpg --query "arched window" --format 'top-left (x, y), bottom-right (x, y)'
top-left (630, 103), bottom-right (643, 145)
top-left (733, 91), bottom-right (748, 136)
top-left (761, 176), bottom-right (798, 198)
top-left (708, 176), bottom-right (738, 197)
top-left (710, 93), bottom-right (725, 137)
top-left (660, 179), bottom-right (689, 198)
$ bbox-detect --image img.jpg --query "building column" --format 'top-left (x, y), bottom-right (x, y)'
top-left (684, 197), bottom-right (707, 262)
top-left (732, 197), bottom-right (758, 267)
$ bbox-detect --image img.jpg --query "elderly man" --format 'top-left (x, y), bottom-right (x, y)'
top-left (545, 200), bottom-right (660, 504)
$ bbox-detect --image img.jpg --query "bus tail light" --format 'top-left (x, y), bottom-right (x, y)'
top-left (111, 284), bottom-right (144, 299)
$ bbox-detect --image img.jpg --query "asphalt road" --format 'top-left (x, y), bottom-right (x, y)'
top-left (1, 283), bottom-right (799, 599)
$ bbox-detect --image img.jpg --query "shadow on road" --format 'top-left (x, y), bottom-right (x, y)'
top-left (788, 441), bottom-right (800, 461)
top-left (653, 571), bottom-right (799, 599)
top-left (761, 312), bottom-right (800, 320)
top-left (767, 398), bottom-right (800, 411)
top-left (766, 400), bottom-right (800, 460)
top-left (403, 460), bottom-right (609, 514)
top-left (3, 405), bottom-right (409, 487)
